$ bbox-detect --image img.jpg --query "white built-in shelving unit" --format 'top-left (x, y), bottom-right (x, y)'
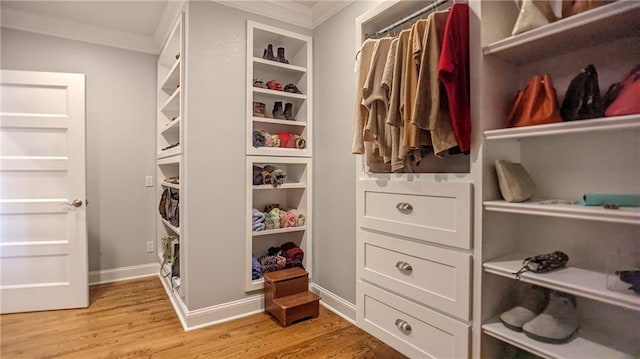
top-left (478, 2), bottom-right (640, 358)
top-left (245, 22), bottom-right (313, 292)
top-left (156, 13), bottom-right (184, 299)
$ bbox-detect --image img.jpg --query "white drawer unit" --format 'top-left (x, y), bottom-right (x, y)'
top-left (357, 180), bottom-right (472, 250)
top-left (358, 281), bottom-right (470, 359)
top-left (358, 230), bottom-right (471, 321)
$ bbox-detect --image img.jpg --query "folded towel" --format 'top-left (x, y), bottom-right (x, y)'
top-left (271, 134), bottom-right (280, 147)
top-left (267, 246), bottom-right (281, 256)
top-left (279, 210), bottom-right (287, 228)
top-left (264, 203), bottom-right (282, 213)
top-left (275, 254), bottom-right (287, 269)
top-left (579, 194), bottom-right (640, 207)
top-left (252, 166), bottom-right (263, 186)
top-left (289, 209), bottom-right (305, 227)
top-left (295, 136), bottom-right (306, 149)
top-left (277, 131), bottom-right (291, 148)
top-left (252, 208), bottom-right (265, 222)
top-left (264, 215), bottom-right (278, 230)
top-left (252, 257), bottom-right (262, 280)
top-left (271, 169), bottom-right (287, 187)
top-left (281, 242), bottom-right (304, 263)
top-left (283, 212), bottom-right (295, 228)
top-left (259, 255), bottom-right (279, 274)
top-left (252, 222), bottom-right (265, 231)
top-left (253, 130), bottom-right (265, 147)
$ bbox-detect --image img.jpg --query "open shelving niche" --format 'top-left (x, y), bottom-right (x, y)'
top-left (245, 156), bottom-right (312, 292)
top-left (156, 14), bottom-right (184, 299)
top-left (477, 2), bottom-right (640, 358)
top-left (246, 21), bottom-right (312, 158)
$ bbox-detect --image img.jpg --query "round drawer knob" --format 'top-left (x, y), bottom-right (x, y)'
top-left (395, 261), bottom-right (413, 274)
top-left (395, 319), bottom-right (412, 334)
top-left (395, 202), bottom-right (413, 212)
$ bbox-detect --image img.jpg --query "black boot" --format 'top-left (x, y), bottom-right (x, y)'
top-left (284, 103), bottom-right (295, 120)
top-left (263, 44), bottom-right (276, 61)
top-left (272, 101), bottom-right (285, 119)
top-left (277, 47), bottom-right (289, 64)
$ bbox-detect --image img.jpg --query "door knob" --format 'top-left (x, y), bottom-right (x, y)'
top-left (64, 199), bottom-right (83, 208)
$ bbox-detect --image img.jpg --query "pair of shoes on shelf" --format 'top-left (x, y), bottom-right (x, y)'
top-left (262, 44), bottom-right (289, 64)
top-left (500, 285), bottom-right (579, 344)
top-left (272, 102), bottom-right (295, 121)
top-left (266, 80), bottom-right (283, 91)
top-left (284, 83), bottom-right (302, 94)
top-left (253, 78), bottom-right (265, 88)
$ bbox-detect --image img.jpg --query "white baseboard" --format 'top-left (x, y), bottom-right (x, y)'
top-left (89, 263), bottom-right (159, 285)
top-left (310, 283), bottom-right (356, 324)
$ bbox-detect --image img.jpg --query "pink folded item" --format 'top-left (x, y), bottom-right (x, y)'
top-left (283, 212), bottom-right (295, 228)
top-left (288, 209), bottom-right (305, 227)
top-left (277, 131), bottom-right (292, 148)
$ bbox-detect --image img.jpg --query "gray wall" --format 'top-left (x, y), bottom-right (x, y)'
top-left (312, 1), bottom-right (377, 305)
top-left (1, 28), bottom-right (158, 272)
top-left (183, 1), bottom-right (312, 310)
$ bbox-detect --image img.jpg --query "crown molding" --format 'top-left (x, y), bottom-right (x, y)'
top-left (216, 0), bottom-right (314, 29)
top-left (153, 0), bottom-right (186, 51)
top-left (311, 1), bottom-right (353, 28)
top-left (1, 7), bottom-right (158, 54)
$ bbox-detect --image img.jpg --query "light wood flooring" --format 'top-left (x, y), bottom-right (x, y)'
top-left (1, 277), bottom-right (405, 358)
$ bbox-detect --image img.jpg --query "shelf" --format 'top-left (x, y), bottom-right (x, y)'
top-left (161, 182), bottom-right (180, 190)
top-left (161, 88), bottom-right (180, 113)
top-left (247, 146), bottom-right (310, 158)
top-left (161, 117), bottom-right (181, 135)
top-left (252, 183), bottom-right (306, 190)
top-left (157, 154), bottom-right (180, 165)
top-left (252, 116), bottom-right (306, 127)
top-left (483, 254), bottom-right (640, 311)
top-left (253, 57), bottom-right (306, 74)
top-left (253, 87), bottom-right (306, 100)
top-left (161, 59), bottom-right (180, 94)
top-left (482, 319), bottom-right (635, 359)
top-left (482, 1), bottom-right (640, 64)
top-left (252, 226), bottom-right (306, 237)
top-left (483, 200), bottom-right (640, 225)
top-left (484, 115), bottom-right (640, 141)
top-left (161, 218), bottom-right (180, 235)
top-left (157, 145), bottom-right (181, 159)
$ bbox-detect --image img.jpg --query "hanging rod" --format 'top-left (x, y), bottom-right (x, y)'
top-left (374, 0), bottom-right (451, 36)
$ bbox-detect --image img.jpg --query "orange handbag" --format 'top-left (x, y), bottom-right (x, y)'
top-left (562, 0), bottom-right (614, 18)
top-left (508, 74), bottom-right (563, 127)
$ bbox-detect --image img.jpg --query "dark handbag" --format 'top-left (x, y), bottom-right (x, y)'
top-left (159, 189), bottom-right (169, 219)
top-left (561, 64), bottom-right (603, 121)
top-left (513, 251), bottom-right (569, 279)
top-left (508, 74), bottom-right (563, 127)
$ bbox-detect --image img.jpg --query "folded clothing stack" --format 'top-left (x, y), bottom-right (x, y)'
top-left (252, 256), bottom-right (262, 280)
top-left (252, 208), bottom-right (265, 231)
top-left (257, 242), bottom-right (304, 275)
top-left (252, 130), bottom-right (306, 149)
top-left (252, 165), bottom-right (287, 188)
top-left (252, 205), bottom-right (305, 231)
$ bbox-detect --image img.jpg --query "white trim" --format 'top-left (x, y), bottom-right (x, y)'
top-left (310, 283), bottom-right (356, 324)
top-left (158, 273), bottom-right (190, 330)
top-left (311, 1), bottom-right (353, 28)
top-left (217, 0), bottom-right (313, 29)
top-left (1, 8), bottom-right (158, 54)
top-left (89, 263), bottom-right (159, 285)
top-left (184, 296), bottom-right (264, 331)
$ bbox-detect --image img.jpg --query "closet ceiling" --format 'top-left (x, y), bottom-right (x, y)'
top-left (0, 0), bottom-right (350, 54)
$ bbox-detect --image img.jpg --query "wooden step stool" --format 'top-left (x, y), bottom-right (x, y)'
top-left (263, 267), bottom-right (320, 327)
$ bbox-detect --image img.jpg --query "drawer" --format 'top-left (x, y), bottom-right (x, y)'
top-left (358, 230), bottom-right (471, 321)
top-left (357, 180), bottom-right (472, 249)
top-left (357, 281), bottom-right (469, 359)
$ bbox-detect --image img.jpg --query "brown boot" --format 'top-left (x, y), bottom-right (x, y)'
top-left (284, 103), bottom-right (295, 121)
top-left (253, 102), bottom-right (266, 117)
top-left (277, 47), bottom-right (289, 64)
top-left (272, 102), bottom-right (285, 119)
top-left (263, 44), bottom-right (276, 61)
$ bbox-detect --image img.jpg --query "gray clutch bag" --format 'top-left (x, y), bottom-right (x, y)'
top-left (495, 160), bottom-right (536, 203)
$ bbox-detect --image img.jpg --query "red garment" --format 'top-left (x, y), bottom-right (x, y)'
top-left (438, 3), bottom-right (470, 153)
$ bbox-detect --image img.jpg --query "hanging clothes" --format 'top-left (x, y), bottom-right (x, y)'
top-left (412, 10), bottom-right (458, 156)
top-left (352, 39), bottom-right (377, 155)
top-left (438, 3), bottom-right (471, 153)
top-left (382, 37), bottom-right (405, 172)
top-left (363, 37), bottom-right (394, 162)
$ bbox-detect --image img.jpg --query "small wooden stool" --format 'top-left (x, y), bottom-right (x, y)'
top-left (263, 268), bottom-right (320, 327)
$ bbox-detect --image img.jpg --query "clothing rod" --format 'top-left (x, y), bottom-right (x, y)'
top-left (374, 0), bottom-right (451, 36)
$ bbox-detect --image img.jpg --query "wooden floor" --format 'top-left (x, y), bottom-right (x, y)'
top-left (1, 277), bottom-right (406, 359)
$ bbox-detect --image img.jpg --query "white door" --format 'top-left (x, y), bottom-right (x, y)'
top-left (0, 69), bottom-right (88, 313)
